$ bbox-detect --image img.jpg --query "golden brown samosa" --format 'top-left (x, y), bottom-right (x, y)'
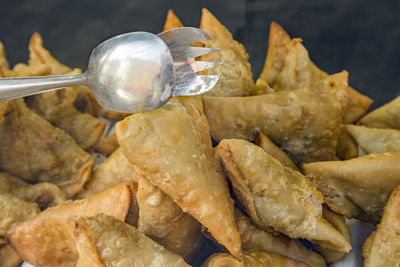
top-left (163, 9), bottom-right (184, 31)
top-left (345, 124), bottom-right (400, 153)
top-left (76, 148), bottom-right (137, 198)
top-left (137, 176), bottom-right (203, 262)
top-left (25, 33), bottom-right (105, 150)
top-left (201, 250), bottom-right (309, 267)
top-left (72, 214), bottom-right (191, 267)
top-left (360, 96), bottom-right (400, 129)
top-left (217, 139), bottom-right (351, 253)
top-left (204, 72), bottom-right (349, 164)
top-left (303, 151), bottom-right (400, 222)
top-left (198, 8), bottom-right (255, 96)
top-left (363, 185), bottom-right (400, 267)
top-left (0, 99), bottom-right (94, 197)
top-left (116, 99), bottom-right (242, 258)
top-left (0, 172), bottom-right (67, 209)
top-left (258, 22), bottom-right (372, 123)
top-left (315, 206), bottom-right (351, 264)
top-left (256, 132), bottom-right (298, 170)
top-left (235, 209), bottom-right (326, 267)
top-left (7, 182), bottom-right (135, 267)
top-left (336, 125), bottom-right (358, 160)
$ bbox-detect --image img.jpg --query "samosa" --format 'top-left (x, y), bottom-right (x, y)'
top-left (204, 72), bottom-right (349, 164)
top-left (258, 22), bottom-right (372, 123)
top-left (72, 214), bottom-right (191, 267)
top-left (198, 8), bottom-right (256, 96)
top-left (7, 182), bottom-right (136, 267)
top-left (303, 151), bottom-right (400, 221)
top-left (363, 185), bottom-right (400, 267)
top-left (217, 139), bottom-right (351, 253)
top-left (116, 98), bottom-right (242, 258)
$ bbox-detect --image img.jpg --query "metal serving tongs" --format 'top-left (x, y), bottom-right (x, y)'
top-left (0, 27), bottom-right (222, 113)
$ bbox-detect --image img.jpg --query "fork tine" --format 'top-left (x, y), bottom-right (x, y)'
top-left (158, 27), bottom-right (213, 46)
top-left (172, 75), bottom-right (220, 96)
top-left (185, 47), bottom-right (220, 59)
top-left (189, 61), bottom-right (223, 73)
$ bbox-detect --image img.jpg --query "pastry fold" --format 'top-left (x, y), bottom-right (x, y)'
top-left (256, 132), bottom-right (298, 170)
top-left (217, 139), bottom-right (351, 253)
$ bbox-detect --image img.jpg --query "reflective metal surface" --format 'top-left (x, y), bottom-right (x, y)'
top-left (0, 27), bottom-right (221, 113)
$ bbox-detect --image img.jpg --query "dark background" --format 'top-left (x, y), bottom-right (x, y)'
top-left (1, 0), bottom-right (399, 107)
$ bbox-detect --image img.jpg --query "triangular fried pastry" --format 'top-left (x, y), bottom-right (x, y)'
top-left (235, 209), bottom-right (326, 267)
top-left (198, 8), bottom-right (255, 96)
top-left (0, 244), bottom-right (21, 267)
top-left (94, 132), bottom-right (119, 156)
top-left (345, 124), bottom-right (400, 153)
top-left (72, 214), bottom-right (191, 267)
top-left (7, 182), bottom-right (135, 267)
top-left (201, 250), bottom-right (309, 267)
top-left (256, 132), bottom-right (298, 170)
top-left (116, 98), bottom-right (242, 258)
top-left (0, 172), bottom-right (67, 209)
top-left (76, 148), bottom-right (137, 198)
top-left (315, 206), bottom-right (351, 264)
top-left (137, 176), bottom-right (203, 262)
top-left (0, 99), bottom-right (94, 197)
top-left (217, 139), bottom-right (351, 253)
top-left (26, 33), bottom-right (105, 149)
top-left (363, 185), bottom-right (400, 267)
top-left (360, 96), bottom-right (400, 129)
top-left (204, 72), bottom-right (349, 164)
top-left (259, 22), bottom-right (372, 123)
top-left (336, 125), bottom-right (358, 160)
top-left (163, 9), bottom-right (184, 31)
top-left (303, 151), bottom-right (400, 222)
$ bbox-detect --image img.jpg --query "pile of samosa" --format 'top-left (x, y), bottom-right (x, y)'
top-left (0, 7), bottom-right (399, 267)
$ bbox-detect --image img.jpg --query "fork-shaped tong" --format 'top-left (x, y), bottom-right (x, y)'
top-left (0, 27), bottom-right (221, 113)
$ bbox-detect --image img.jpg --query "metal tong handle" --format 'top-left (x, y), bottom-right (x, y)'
top-left (0, 73), bottom-right (87, 101)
